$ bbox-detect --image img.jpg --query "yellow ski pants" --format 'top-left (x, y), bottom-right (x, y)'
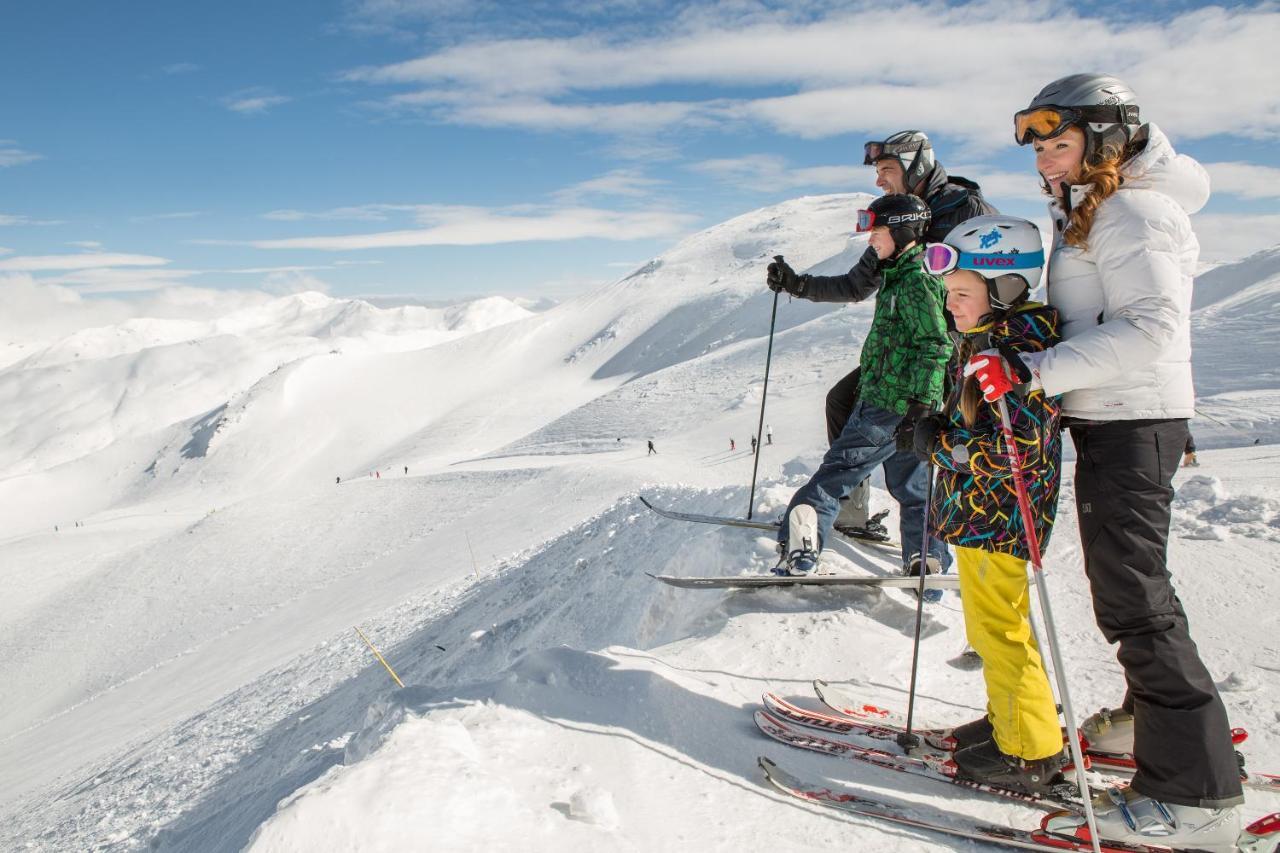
top-left (956, 546), bottom-right (1062, 760)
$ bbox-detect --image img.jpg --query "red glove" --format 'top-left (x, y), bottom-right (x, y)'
top-left (964, 351), bottom-right (1016, 402)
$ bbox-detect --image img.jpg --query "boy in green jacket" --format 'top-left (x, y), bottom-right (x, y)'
top-left (767, 193), bottom-right (952, 581)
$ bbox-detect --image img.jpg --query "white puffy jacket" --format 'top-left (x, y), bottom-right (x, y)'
top-left (1033, 124), bottom-right (1209, 421)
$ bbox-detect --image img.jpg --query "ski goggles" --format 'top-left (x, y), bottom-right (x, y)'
top-left (856, 208), bottom-right (929, 232)
top-left (922, 242), bottom-right (1044, 276)
top-left (863, 137), bottom-right (930, 165)
top-left (1013, 103), bottom-right (1140, 145)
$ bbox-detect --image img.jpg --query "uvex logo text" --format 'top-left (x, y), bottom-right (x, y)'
top-left (972, 256), bottom-right (1015, 267)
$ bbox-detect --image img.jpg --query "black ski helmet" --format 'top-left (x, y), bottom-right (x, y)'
top-left (1018, 73), bottom-right (1142, 165)
top-left (864, 130), bottom-right (935, 194)
top-left (863, 193), bottom-right (931, 255)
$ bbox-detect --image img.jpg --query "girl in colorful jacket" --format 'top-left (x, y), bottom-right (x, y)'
top-left (908, 215), bottom-right (1065, 797)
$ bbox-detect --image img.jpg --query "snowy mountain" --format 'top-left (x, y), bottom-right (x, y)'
top-left (3, 197), bottom-right (1278, 853)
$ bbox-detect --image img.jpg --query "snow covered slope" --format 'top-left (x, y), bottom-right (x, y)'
top-left (3, 197), bottom-right (1278, 853)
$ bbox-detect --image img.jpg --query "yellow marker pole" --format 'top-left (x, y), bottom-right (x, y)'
top-left (354, 626), bottom-right (405, 688)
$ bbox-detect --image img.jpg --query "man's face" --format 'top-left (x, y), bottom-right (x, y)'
top-left (874, 158), bottom-right (907, 194)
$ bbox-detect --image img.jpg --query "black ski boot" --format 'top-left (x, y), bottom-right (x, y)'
top-left (952, 738), bottom-right (1069, 798)
top-left (834, 509), bottom-right (892, 543)
top-left (944, 716), bottom-right (995, 751)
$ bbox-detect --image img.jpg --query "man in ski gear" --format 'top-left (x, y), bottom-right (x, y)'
top-left (647, 440), bottom-right (656, 455)
top-left (910, 215), bottom-right (1066, 796)
top-left (968, 72), bottom-right (1243, 851)
top-left (769, 194), bottom-right (952, 579)
top-left (772, 130), bottom-right (997, 543)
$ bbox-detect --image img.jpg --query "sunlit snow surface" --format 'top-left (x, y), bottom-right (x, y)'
top-left (2, 198), bottom-right (1277, 851)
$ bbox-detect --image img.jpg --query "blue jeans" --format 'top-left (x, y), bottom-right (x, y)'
top-left (779, 401), bottom-right (952, 595)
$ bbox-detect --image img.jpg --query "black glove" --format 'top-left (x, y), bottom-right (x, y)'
top-left (893, 402), bottom-right (933, 453)
top-left (767, 255), bottom-right (806, 296)
top-left (911, 412), bottom-right (948, 464)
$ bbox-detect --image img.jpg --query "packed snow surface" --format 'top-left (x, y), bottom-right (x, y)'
top-left (2, 196), bottom-right (1278, 852)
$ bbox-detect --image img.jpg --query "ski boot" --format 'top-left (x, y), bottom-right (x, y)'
top-left (927, 715), bottom-right (994, 752)
top-left (774, 505), bottom-right (820, 576)
top-left (904, 552), bottom-right (943, 603)
top-left (1042, 785), bottom-right (1242, 853)
top-left (834, 509), bottom-right (892, 543)
top-left (1079, 706), bottom-right (1133, 757)
top-left (953, 738), bottom-right (1069, 798)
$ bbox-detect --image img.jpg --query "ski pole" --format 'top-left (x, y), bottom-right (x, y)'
top-left (1194, 406), bottom-right (1266, 438)
top-left (896, 461), bottom-right (935, 752)
top-left (995, 397), bottom-right (1102, 853)
top-left (747, 262), bottom-right (782, 520)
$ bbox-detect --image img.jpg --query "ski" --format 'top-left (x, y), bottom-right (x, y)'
top-left (808, 681), bottom-right (1278, 794)
top-left (761, 691), bottom-right (953, 753)
top-left (753, 709), bottom-right (1084, 810)
top-left (637, 496), bottom-right (901, 551)
top-left (758, 757), bottom-right (1280, 853)
top-left (648, 573), bottom-right (961, 590)
top-left (638, 496), bottom-right (778, 531)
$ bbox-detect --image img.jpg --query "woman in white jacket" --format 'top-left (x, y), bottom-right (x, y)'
top-left (967, 73), bottom-right (1243, 852)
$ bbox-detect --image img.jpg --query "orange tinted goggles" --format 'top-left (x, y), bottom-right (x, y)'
top-left (1013, 104), bottom-right (1139, 145)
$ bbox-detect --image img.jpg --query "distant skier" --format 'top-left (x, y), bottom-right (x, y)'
top-left (767, 192), bottom-right (952, 580)
top-left (336, 476), bottom-right (341, 485)
top-left (375, 470), bottom-right (380, 479)
top-left (729, 438), bottom-right (735, 452)
top-left (766, 424), bottom-right (773, 444)
top-left (404, 465), bottom-right (409, 475)
top-left (1182, 434), bottom-right (1199, 467)
top-left (908, 215), bottom-right (1065, 794)
top-left (647, 440), bottom-right (656, 455)
top-left (751, 435), bottom-right (758, 454)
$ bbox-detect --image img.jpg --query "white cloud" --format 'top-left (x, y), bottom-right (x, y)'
top-left (238, 204), bottom-right (697, 251)
top-left (0, 253), bottom-right (170, 272)
top-left (261, 204), bottom-right (418, 222)
top-left (223, 88), bottom-right (291, 115)
top-left (0, 213), bottom-right (66, 226)
top-left (0, 141), bottom-right (42, 168)
top-left (37, 266), bottom-right (199, 293)
top-left (1191, 213), bottom-right (1280, 264)
top-left (552, 169), bottom-right (667, 202)
top-left (342, 4), bottom-right (1280, 150)
top-left (67, 240), bottom-right (105, 250)
top-left (262, 269), bottom-right (331, 295)
top-left (0, 247), bottom-right (11, 256)
top-left (0, 274), bottom-right (278, 344)
top-left (162, 62), bottom-right (200, 74)
top-left (690, 154), bottom-right (868, 192)
top-left (1203, 162), bottom-right (1280, 200)
top-left (129, 211), bottom-right (205, 223)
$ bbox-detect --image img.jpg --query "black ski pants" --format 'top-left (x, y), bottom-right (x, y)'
top-left (1070, 418), bottom-right (1243, 808)
top-left (825, 366), bottom-right (862, 445)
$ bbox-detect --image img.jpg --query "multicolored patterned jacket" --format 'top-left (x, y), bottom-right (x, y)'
top-left (927, 303), bottom-right (1063, 560)
top-left (858, 244), bottom-right (952, 416)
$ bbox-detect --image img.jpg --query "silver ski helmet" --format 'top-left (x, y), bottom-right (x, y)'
top-left (864, 130), bottom-right (935, 194)
top-left (858, 193), bottom-right (931, 255)
top-left (1015, 73), bottom-right (1142, 164)
top-left (924, 215), bottom-right (1046, 313)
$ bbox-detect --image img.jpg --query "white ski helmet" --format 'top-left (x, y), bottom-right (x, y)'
top-left (927, 215), bottom-right (1046, 312)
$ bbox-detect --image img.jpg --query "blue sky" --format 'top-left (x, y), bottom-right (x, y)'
top-left (1, 0), bottom-right (1277, 303)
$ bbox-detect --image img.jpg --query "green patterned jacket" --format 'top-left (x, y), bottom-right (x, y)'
top-left (857, 244), bottom-right (952, 416)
